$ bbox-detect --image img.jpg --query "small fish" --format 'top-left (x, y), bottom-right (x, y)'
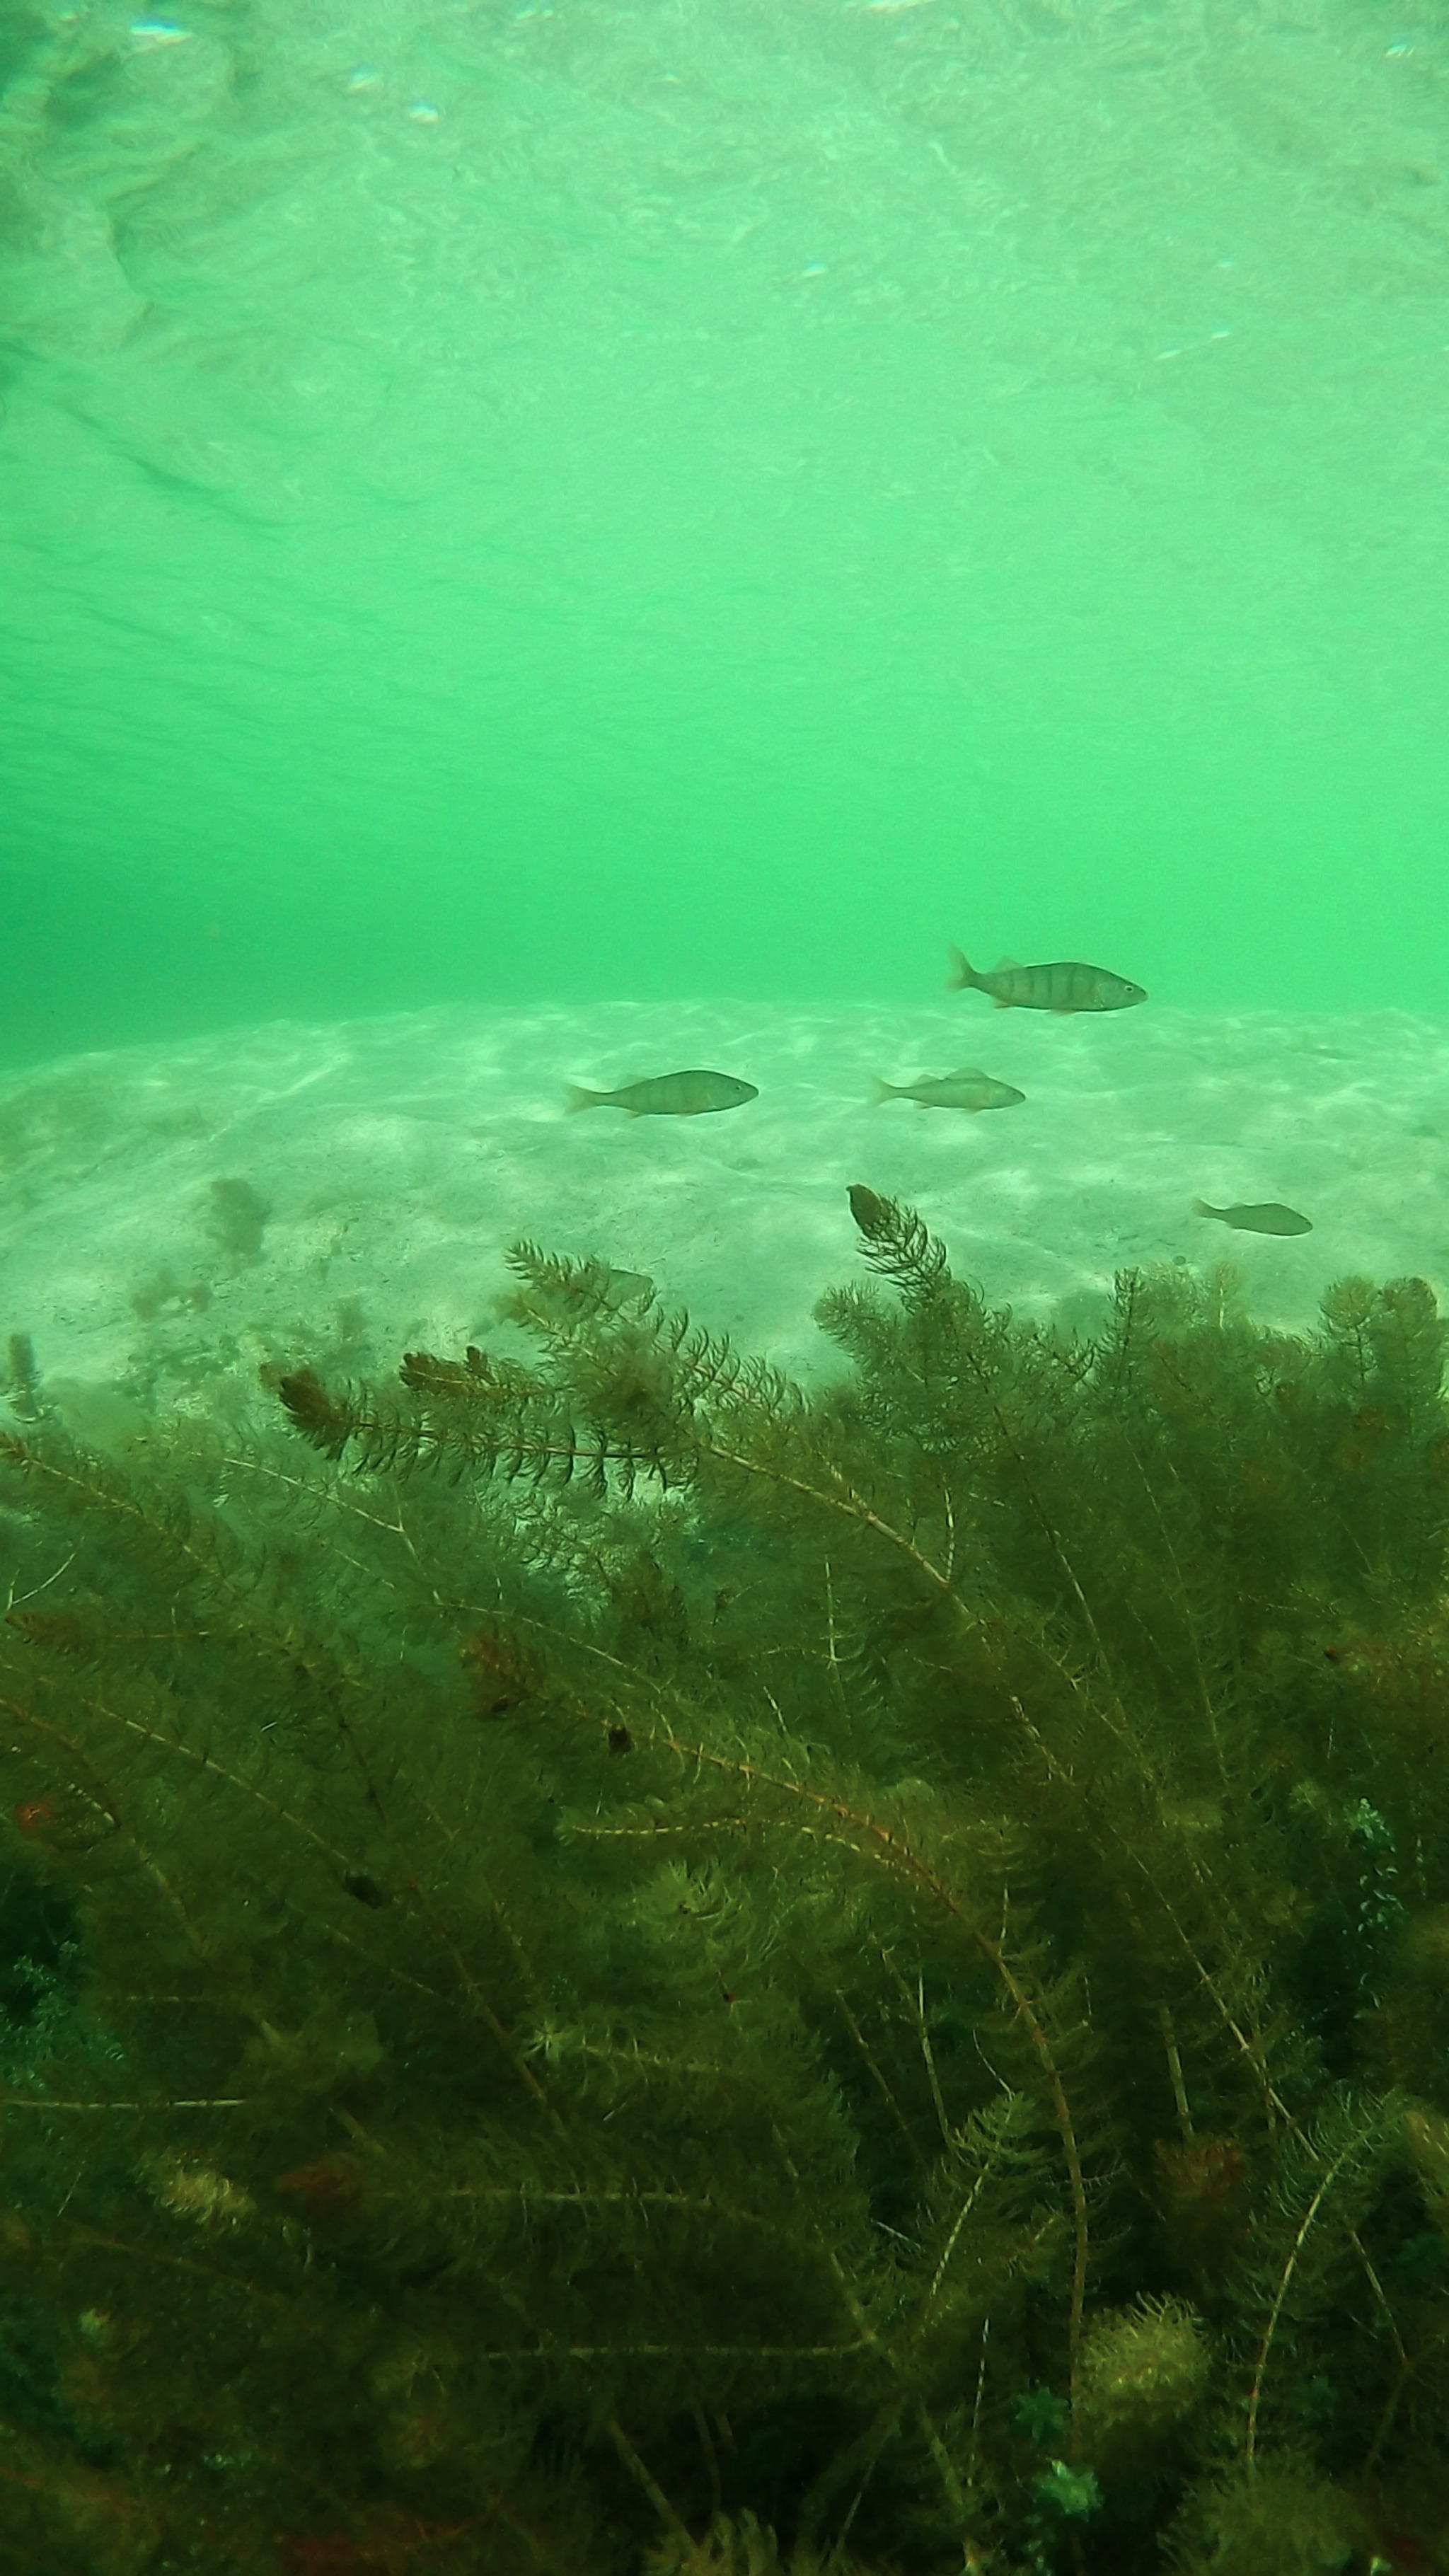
top-left (565, 1070), bottom-right (758, 1118)
top-left (948, 947), bottom-right (1147, 1013)
top-left (872, 1066), bottom-right (1025, 1113)
top-left (1193, 1199), bottom-right (1312, 1237)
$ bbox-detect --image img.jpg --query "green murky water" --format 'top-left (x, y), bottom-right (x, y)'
top-left (10, 21), bottom-right (1449, 2565)
top-left (3, 0), bottom-right (1448, 1064)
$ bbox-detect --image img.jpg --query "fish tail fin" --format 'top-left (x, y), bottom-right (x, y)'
top-left (565, 1084), bottom-right (604, 1114)
top-left (945, 945), bottom-right (976, 992)
top-left (1191, 1199), bottom-right (1216, 1219)
top-left (869, 1077), bottom-right (896, 1104)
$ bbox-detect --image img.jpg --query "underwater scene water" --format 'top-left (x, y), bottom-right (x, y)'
top-left (7, 2), bottom-right (1449, 2570)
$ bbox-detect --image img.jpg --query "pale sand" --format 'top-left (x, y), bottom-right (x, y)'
top-left (2, 1000), bottom-right (1448, 1444)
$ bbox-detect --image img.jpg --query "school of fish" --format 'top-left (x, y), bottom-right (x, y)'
top-left (562, 940), bottom-right (1314, 1243)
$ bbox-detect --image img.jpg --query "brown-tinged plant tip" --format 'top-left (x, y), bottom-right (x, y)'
top-left (2, 1211), bottom-right (1449, 2570)
top-left (5, 1329), bottom-right (44, 1421)
top-left (277, 1364), bottom-right (356, 1458)
top-left (847, 1181), bottom-right (889, 1236)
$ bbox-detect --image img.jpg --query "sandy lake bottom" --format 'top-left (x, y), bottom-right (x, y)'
top-left (3, 997), bottom-right (1448, 1445)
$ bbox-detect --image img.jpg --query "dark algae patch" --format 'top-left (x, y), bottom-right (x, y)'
top-left (5, 1206), bottom-right (1449, 2570)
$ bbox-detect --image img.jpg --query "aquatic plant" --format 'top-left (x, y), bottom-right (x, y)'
top-left (4, 1191), bottom-right (1449, 2570)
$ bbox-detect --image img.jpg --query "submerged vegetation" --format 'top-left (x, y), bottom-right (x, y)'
top-left (4, 1190), bottom-right (1449, 2570)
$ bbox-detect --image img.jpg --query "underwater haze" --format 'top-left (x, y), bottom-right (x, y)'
top-left (17, 13), bottom-right (1449, 2572)
top-left (5, 0), bottom-right (1449, 1061)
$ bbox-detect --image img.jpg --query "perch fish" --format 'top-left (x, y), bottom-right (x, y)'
top-left (871, 1068), bottom-right (1025, 1113)
top-left (1193, 1199), bottom-right (1312, 1237)
top-left (948, 947), bottom-right (1146, 1013)
top-left (565, 1070), bottom-right (758, 1117)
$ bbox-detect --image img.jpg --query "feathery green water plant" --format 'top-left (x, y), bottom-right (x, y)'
top-left (1, 1199), bottom-right (1449, 2570)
